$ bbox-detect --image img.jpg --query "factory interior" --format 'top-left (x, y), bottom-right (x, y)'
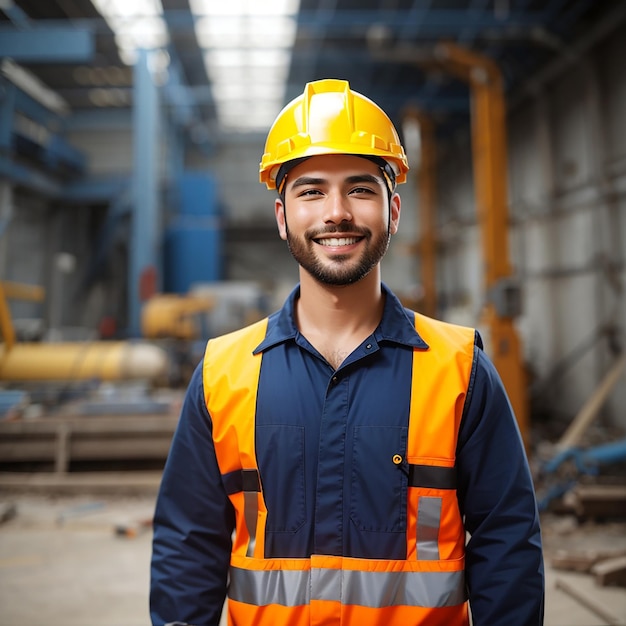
top-left (0, 0), bottom-right (625, 624)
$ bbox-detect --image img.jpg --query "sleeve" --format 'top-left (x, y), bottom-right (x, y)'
top-left (150, 361), bottom-right (235, 626)
top-left (457, 347), bottom-right (545, 626)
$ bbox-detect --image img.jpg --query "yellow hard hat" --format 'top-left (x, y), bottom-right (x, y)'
top-left (259, 79), bottom-right (409, 190)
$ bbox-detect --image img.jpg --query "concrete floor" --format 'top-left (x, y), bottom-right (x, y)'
top-left (0, 492), bottom-right (625, 626)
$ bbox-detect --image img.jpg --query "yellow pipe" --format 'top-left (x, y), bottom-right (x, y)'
top-left (436, 41), bottom-right (529, 446)
top-left (1, 281), bottom-right (45, 302)
top-left (141, 294), bottom-right (215, 340)
top-left (0, 341), bottom-right (168, 382)
top-left (436, 42), bottom-right (513, 287)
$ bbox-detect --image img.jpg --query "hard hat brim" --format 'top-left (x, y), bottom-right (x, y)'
top-left (260, 144), bottom-right (407, 190)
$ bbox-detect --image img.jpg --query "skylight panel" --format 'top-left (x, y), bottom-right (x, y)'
top-left (191, 0), bottom-right (301, 132)
top-left (91, 0), bottom-right (168, 66)
top-left (91, 0), bottom-right (300, 132)
top-left (195, 16), bottom-right (296, 49)
top-left (189, 0), bottom-right (299, 17)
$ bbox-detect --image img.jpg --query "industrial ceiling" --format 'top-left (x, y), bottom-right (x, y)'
top-left (0, 0), bottom-right (619, 146)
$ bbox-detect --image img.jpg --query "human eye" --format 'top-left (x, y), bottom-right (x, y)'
top-left (349, 185), bottom-right (377, 196)
top-left (297, 187), bottom-right (323, 198)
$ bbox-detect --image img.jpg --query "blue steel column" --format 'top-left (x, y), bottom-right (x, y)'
top-left (0, 80), bottom-right (16, 275)
top-left (129, 49), bottom-right (160, 336)
top-left (0, 79), bottom-right (16, 154)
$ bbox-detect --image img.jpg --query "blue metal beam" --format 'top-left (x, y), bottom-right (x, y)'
top-left (0, 76), bottom-right (86, 193)
top-left (62, 109), bottom-right (133, 132)
top-left (293, 9), bottom-right (553, 36)
top-left (13, 86), bottom-right (62, 131)
top-left (0, 154), bottom-right (61, 197)
top-left (159, 40), bottom-right (216, 156)
top-left (15, 10), bottom-right (560, 39)
top-left (0, 26), bottom-right (94, 63)
top-left (0, 156), bottom-right (128, 204)
top-left (60, 175), bottom-right (130, 204)
top-left (1, 1), bottom-right (30, 28)
top-left (44, 134), bottom-right (85, 175)
top-left (0, 81), bottom-right (16, 152)
top-left (1, 77), bottom-right (87, 176)
top-left (151, 9), bottom-right (551, 37)
top-left (161, 52), bottom-right (196, 129)
top-left (129, 48), bottom-right (161, 337)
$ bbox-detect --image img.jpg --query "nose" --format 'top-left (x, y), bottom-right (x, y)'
top-left (323, 191), bottom-right (353, 224)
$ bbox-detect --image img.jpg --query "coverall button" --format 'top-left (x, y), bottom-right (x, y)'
top-left (392, 454), bottom-right (403, 465)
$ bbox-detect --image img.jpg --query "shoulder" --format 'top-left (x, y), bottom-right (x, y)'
top-left (410, 310), bottom-right (481, 353)
top-left (206, 317), bottom-right (269, 356)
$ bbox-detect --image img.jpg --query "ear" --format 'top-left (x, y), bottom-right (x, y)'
top-left (275, 198), bottom-right (287, 240)
top-left (389, 192), bottom-right (401, 235)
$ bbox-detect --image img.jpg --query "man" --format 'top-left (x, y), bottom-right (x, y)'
top-left (150, 79), bottom-right (544, 626)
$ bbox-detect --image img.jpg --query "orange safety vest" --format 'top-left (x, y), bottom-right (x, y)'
top-left (203, 312), bottom-right (475, 626)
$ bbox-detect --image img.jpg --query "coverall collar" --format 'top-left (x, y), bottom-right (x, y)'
top-left (254, 283), bottom-right (428, 355)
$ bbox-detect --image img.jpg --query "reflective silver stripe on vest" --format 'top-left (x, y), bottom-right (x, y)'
top-left (416, 496), bottom-right (442, 560)
top-left (229, 565), bottom-right (466, 608)
top-left (229, 566), bottom-right (311, 606)
top-left (243, 491), bottom-right (258, 557)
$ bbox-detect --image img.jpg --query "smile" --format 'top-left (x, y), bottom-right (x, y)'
top-left (315, 237), bottom-right (361, 246)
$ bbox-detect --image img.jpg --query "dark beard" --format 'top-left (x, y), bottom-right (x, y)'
top-left (285, 223), bottom-right (390, 286)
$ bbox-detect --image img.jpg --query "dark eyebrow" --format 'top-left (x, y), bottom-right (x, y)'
top-left (290, 176), bottom-right (326, 189)
top-left (289, 173), bottom-right (383, 190)
top-left (345, 174), bottom-right (383, 186)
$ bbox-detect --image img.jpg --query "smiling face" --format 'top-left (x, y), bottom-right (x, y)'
top-left (275, 154), bottom-right (401, 286)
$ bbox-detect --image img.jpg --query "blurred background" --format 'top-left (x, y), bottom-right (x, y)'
top-left (0, 1), bottom-right (625, 624)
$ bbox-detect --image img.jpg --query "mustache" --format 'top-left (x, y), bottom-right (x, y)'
top-left (306, 224), bottom-right (371, 239)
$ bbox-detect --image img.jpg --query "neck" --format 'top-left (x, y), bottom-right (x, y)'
top-left (296, 268), bottom-right (384, 340)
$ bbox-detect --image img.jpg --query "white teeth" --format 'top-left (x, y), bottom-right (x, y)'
top-left (320, 237), bottom-right (359, 246)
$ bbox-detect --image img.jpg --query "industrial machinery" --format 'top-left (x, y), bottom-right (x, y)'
top-left (0, 280), bottom-right (168, 382)
top-left (141, 293), bottom-right (216, 341)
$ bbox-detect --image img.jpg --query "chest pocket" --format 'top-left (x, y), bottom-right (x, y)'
top-left (350, 425), bottom-right (408, 532)
top-left (256, 424), bottom-right (306, 533)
